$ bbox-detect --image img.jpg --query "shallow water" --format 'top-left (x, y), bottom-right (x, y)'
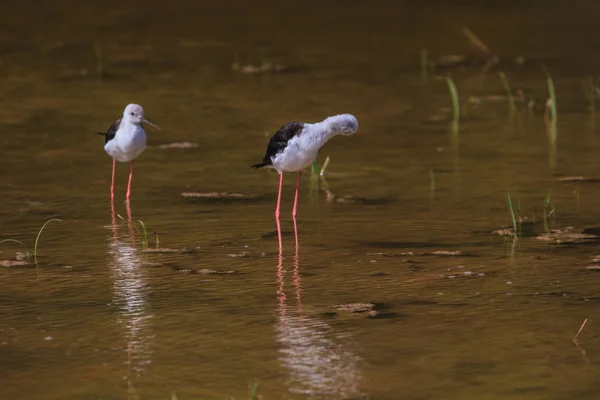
top-left (1, 1), bottom-right (600, 399)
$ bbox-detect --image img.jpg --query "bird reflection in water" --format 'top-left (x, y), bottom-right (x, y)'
top-left (275, 239), bottom-right (364, 398)
top-left (108, 204), bottom-right (154, 392)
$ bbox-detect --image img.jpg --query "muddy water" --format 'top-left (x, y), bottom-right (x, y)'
top-left (1, 1), bottom-right (600, 399)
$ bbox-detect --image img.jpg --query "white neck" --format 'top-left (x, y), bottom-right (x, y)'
top-left (304, 114), bottom-right (358, 149)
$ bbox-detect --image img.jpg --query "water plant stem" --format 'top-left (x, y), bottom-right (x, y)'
top-left (505, 192), bottom-right (518, 238)
top-left (0, 239), bottom-right (30, 256)
top-left (499, 71), bottom-right (516, 119)
top-left (444, 75), bottom-right (460, 123)
top-left (542, 64), bottom-right (557, 122)
top-left (33, 219), bottom-right (62, 263)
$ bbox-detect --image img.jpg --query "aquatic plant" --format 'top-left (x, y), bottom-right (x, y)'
top-left (505, 192), bottom-right (519, 238)
top-left (133, 220), bottom-right (150, 249)
top-left (542, 190), bottom-right (555, 234)
top-left (542, 64), bottom-right (557, 122)
top-left (0, 218), bottom-right (62, 264)
top-left (310, 156), bottom-right (332, 198)
top-left (443, 75), bottom-right (460, 124)
top-left (249, 381), bottom-right (260, 400)
top-left (499, 71), bottom-right (516, 119)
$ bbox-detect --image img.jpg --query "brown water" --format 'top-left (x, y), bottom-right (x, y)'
top-left (1, 1), bottom-right (600, 399)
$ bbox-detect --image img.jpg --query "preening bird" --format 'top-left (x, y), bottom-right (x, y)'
top-left (252, 113), bottom-right (359, 248)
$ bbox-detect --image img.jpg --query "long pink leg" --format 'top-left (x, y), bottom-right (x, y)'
top-left (276, 172), bottom-right (284, 252)
top-left (111, 159), bottom-right (116, 203)
top-left (292, 171), bottom-right (302, 247)
top-left (126, 160), bottom-right (134, 202)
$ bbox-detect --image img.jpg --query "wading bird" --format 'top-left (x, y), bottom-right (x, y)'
top-left (252, 113), bottom-right (358, 248)
top-left (98, 104), bottom-right (160, 202)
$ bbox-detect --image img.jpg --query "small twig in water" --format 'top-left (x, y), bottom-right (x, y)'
top-left (573, 318), bottom-right (588, 342)
top-left (461, 26), bottom-right (498, 71)
top-left (319, 156), bottom-right (331, 177)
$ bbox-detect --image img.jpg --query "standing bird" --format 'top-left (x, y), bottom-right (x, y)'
top-left (98, 104), bottom-right (160, 202)
top-left (252, 113), bottom-right (359, 248)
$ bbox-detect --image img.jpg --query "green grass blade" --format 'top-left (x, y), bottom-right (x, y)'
top-left (33, 219), bottom-right (62, 263)
top-left (444, 75), bottom-right (460, 123)
top-left (136, 220), bottom-right (149, 248)
top-left (0, 239), bottom-right (30, 258)
top-left (311, 161), bottom-right (319, 175)
top-left (250, 381), bottom-right (260, 400)
top-left (542, 64), bottom-right (557, 121)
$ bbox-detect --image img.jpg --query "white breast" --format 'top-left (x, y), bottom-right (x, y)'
top-left (271, 134), bottom-right (320, 172)
top-left (105, 123), bottom-right (147, 163)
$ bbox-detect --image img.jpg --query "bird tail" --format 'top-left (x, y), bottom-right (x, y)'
top-left (251, 162), bottom-right (269, 169)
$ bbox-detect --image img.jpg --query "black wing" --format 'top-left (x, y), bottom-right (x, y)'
top-left (251, 122), bottom-right (304, 168)
top-left (94, 118), bottom-right (121, 144)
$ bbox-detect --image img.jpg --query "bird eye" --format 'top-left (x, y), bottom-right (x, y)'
top-left (130, 112), bottom-right (135, 116)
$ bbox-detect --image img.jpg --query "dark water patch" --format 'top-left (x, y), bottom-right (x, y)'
top-left (261, 230), bottom-right (294, 239)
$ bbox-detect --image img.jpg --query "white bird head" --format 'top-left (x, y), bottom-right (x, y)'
top-left (122, 103), bottom-right (161, 129)
top-left (328, 113), bottom-right (359, 136)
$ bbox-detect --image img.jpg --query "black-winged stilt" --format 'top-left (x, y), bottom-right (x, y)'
top-left (98, 104), bottom-right (160, 202)
top-left (252, 113), bottom-right (359, 248)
